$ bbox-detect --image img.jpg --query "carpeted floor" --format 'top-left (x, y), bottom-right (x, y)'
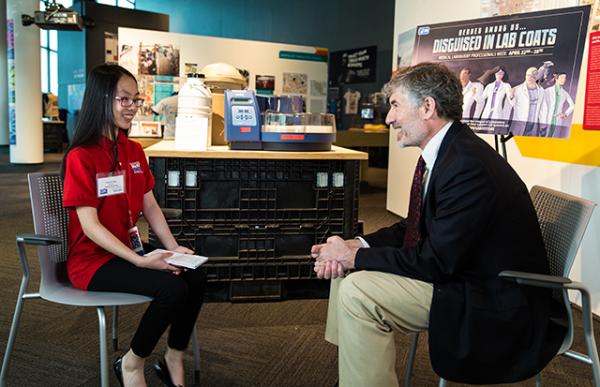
top-left (0, 146), bottom-right (598, 386)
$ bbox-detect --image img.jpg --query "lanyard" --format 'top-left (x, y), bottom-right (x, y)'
top-left (108, 138), bottom-right (136, 229)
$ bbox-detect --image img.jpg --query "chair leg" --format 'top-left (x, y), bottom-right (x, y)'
top-left (112, 306), bottom-right (119, 351)
top-left (404, 332), bottom-right (420, 387)
top-left (580, 288), bottom-right (600, 386)
top-left (0, 299), bottom-right (24, 386)
top-left (535, 373), bottom-right (542, 387)
top-left (97, 307), bottom-right (109, 387)
top-left (191, 323), bottom-right (200, 386)
top-left (0, 274), bottom-right (34, 387)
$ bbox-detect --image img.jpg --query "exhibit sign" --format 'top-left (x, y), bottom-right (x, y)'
top-left (412, 5), bottom-right (590, 138)
top-left (583, 31), bottom-right (600, 130)
top-left (329, 46), bottom-right (377, 86)
top-left (7, 19), bottom-right (16, 146)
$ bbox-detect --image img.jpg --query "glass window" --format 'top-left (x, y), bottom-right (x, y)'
top-left (96, 0), bottom-right (135, 7)
top-left (117, 0), bottom-right (135, 8)
top-left (41, 48), bottom-right (49, 93)
top-left (50, 51), bottom-right (58, 95)
top-left (40, 29), bottom-right (48, 48)
top-left (49, 30), bottom-right (57, 51)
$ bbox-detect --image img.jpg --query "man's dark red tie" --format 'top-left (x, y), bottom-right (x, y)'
top-left (403, 156), bottom-right (427, 248)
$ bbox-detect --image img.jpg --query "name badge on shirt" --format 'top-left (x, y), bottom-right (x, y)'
top-left (96, 171), bottom-right (126, 197)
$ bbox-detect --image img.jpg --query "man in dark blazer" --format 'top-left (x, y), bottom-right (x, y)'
top-left (312, 62), bottom-right (566, 387)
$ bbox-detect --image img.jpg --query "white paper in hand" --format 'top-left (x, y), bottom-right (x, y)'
top-left (145, 249), bottom-right (208, 269)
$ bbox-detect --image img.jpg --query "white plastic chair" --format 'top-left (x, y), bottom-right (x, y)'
top-left (404, 185), bottom-right (598, 387)
top-left (0, 172), bottom-right (201, 387)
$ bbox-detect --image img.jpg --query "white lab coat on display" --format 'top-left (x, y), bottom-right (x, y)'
top-left (480, 81), bottom-right (512, 120)
top-left (544, 85), bottom-right (575, 127)
top-left (508, 82), bottom-right (548, 125)
top-left (462, 81), bottom-right (484, 119)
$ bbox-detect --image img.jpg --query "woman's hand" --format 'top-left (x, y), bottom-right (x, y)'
top-left (139, 250), bottom-right (183, 275)
top-left (172, 245), bottom-right (194, 255)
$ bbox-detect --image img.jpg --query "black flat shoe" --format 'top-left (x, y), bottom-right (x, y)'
top-left (153, 357), bottom-right (180, 387)
top-left (113, 354), bottom-right (124, 387)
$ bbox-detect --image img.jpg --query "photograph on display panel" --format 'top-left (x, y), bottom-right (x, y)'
top-left (138, 43), bottom-right (180, 76)
top-left (412, 5), bottom-right (590, 138)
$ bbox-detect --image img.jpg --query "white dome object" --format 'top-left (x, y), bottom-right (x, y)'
top-left (200, 62), bottom-right (246, 90)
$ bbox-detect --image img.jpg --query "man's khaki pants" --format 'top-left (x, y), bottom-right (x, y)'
top-left (325, 271), bottom-right (433, 387)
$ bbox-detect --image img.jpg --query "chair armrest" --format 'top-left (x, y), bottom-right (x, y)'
top-left (498, 270), bottom-right (571, 289)
top-left (16, 233), bottom-right (63, 246)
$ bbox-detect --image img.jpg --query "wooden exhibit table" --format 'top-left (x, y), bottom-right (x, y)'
top-left (144, 142), bottom-right (368, 160)
top-left (131, 137), bottom-right (162, 149)
top-left (144, 141), bottom-right (367, 301)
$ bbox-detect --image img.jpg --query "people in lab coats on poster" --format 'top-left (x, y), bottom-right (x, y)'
top-left (459, 68), bottom-right (484, 119)
top-left (479, 67), bottom-right (512, 120)
top-left (507, 67), bottom-right (548, 136)
top-left (544, 72), bottom-right (575, 138)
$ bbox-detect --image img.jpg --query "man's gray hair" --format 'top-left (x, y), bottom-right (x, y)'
top-left (383, 63), bottom-right (463, 121)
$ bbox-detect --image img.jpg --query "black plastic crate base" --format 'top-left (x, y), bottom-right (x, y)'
top-left (201, 258), bottom-right (317, 281)
top-left (153, 225), bottom-right (337, 262)
top-left (149, 156), bottom-right (359, 301)
top-left (150, 157), bottom-right (360, 239)
top-left (203, 279), bottom-right (330, 302)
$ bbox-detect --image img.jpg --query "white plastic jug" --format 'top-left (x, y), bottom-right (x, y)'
top-left (177, 73), bottom-right (212, 118)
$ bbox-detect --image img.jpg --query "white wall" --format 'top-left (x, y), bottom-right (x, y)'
top-left (391, 0), bottom-right (600, 313)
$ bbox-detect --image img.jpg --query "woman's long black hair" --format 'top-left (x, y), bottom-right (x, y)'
top-left (60, 64), bottom-right (137, 178)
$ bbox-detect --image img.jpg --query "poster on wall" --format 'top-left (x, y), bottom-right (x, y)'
top-left (412, 5), bottom-right (590, 138)
top-left (119, 44), bottom-right (138, 73)
top-left (329, 46), bottom-right (377, 86)
top-left (256, 75), bottom-right (275, 94)
top-left (310, 80), bottom-right (327, 97)
top-left (282, 72), bottom-right (308, 94)
top-left (397, 28), bottom-right (417, 70)
top-left (7, 19), bottom-right (16, 145)
top-left (104, 32), bottom-right (118, 64)
top-left (137, 43), bottom-right (180, 76)
top-left (583, 31), bottom-right (600, 130)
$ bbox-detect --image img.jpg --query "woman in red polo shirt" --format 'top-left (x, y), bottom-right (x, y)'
top-left (61, 64), bottom-right (205, 387)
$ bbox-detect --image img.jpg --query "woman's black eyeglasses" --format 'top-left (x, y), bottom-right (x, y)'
top-left (114, 96), bottom-right (144, 107)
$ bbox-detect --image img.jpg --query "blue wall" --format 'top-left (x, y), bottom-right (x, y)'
top-left (136, 0), bottom-right (346, 48)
